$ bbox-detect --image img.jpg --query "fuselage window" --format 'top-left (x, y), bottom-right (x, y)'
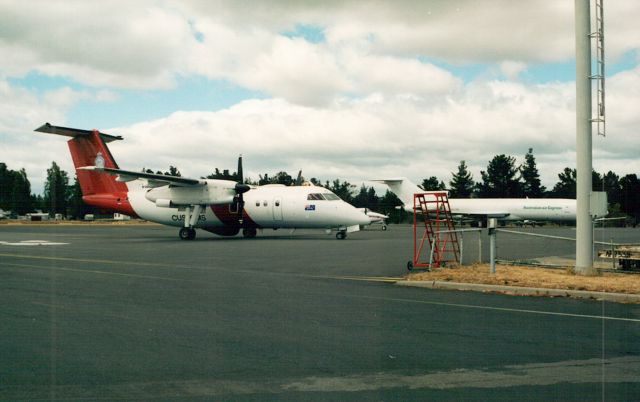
top-left (263, 200), bottom-right (268, 207)
top-left (275, 200), bottom-right (280, 207)
top-left (256, 201), bottom-right (260, 207)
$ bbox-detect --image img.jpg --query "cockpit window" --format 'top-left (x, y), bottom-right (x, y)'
top-left (307, 193), bottom-right (341, 201)
top-left (322, 193), bottom-right (340, 201)
top-left (307, 193), bottom-right (324, 200)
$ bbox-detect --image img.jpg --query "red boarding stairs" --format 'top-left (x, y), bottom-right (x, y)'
top-left (408, 192), bottom-right (460, 270)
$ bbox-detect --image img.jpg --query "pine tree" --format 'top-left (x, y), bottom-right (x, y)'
top-left (10, 168), bottom-right (32, 215)
top-left (477, 155), bottom-right (522, 198)
top-left (0, 163), bottom-right (11, 210)
top-left (379, 189), bottom-right (404, 223)
top-left (352, 185), bottom-right (379, 210)
top-left (420, 176), bottom-right (446, 191)
top-left (44, 162), bottom-right (69, 216)
top-left (166, 166), bottom-right (181, 177)
top-left (620, 174), bottom-right (640, 226)
top-left (602, 171), bottom-right (621, 207)
top-left (551, 167), bottom-right (576, 198)
top-left (520, 148), bottom-right (545, 197)
top-left (0, 164), bottom-right (33, 214)
top-left (67, 176), bottom-right (95, 219)
top-left (328, 179), bottom-right (354, 203)
top-left (449, 160), bottom-right (475, 198)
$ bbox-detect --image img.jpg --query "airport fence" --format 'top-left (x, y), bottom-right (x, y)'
top-left (493, 226), bottom-right (640, 271)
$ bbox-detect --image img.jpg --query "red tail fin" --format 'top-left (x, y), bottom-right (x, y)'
top-left (35, 123), bottom-right (137, 216)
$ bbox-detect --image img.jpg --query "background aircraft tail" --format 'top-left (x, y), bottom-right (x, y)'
top-left (35, 123), bottom-right (136, 215)
top-left (370, 177), bottom-right (425, 208)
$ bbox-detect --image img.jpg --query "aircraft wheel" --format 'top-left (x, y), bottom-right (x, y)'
top-left (407, 261), bottom-right (413, 271)
top-left (382, 225), bottom-right (387, 231)
top-left (179, 227), bottom-right (196, 240)
top-left (243, 228), bottom-right (257, 238)
top-left (336, 231), bottom-right (347, 240)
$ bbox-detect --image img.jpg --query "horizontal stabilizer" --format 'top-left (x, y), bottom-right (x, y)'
top-left (35, 122), bottom-right (123, 143)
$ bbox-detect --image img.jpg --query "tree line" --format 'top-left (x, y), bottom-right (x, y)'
top-left (0, 162), bottom-right (91, 219)
top-left (1, 148), bottom-right (639, 224)
top-left (444, 149), bottom-right (639, 224)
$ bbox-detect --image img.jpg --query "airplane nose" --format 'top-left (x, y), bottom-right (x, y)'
top-left (354, 208), bottom-right (373, 226)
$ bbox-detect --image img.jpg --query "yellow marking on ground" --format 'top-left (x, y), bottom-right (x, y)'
top-left (333, 276), bottom-right (402, 283)
top-left (1, 252), bottom-right (405, 285)
top-left (2, 261), bottom-right (203, 283)
top-left (0, 252), bottom-right (176, 268)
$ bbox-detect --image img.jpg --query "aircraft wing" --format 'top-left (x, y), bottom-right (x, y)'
top-left (79, 166), bottom-right (203, 187)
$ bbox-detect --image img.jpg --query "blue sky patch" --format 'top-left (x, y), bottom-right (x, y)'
top-left (281, 24), bottom-right (326, 44)
top-left (68, 77), bottom-right (265, 128)
top-left (189, 19), bottom-right (205, 43)
top-left (418, 57), bottom-right (490, 83)
top-left (9, 72), bottom-right (84, 92)
top-left (521, 61), bottom-right (575, 83)
top-left (10, 73), bottom-right (265, 129)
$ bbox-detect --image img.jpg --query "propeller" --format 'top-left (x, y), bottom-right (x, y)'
top-left (234, 155), bottom-right (250, 225)
top-left (295, 169), bottom-right (303, 186)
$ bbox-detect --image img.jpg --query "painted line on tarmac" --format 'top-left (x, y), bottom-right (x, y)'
top-left (348, 293), bottom-right (640, 323)
top-left (2, 262), bottom-right (206, 284)
top-left (1, 254), bottom-right (400, 285)
top-left (0, 252), bottom-right (178, 268)
top-left (0, 240), bottom-right (69, 246)
top-left (0, 252), bottom-right (400, 283)
top-left (334, 275), bottom-right (403, 283)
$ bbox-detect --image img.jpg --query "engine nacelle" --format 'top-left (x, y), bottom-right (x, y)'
top-left (155, 199), bottom-right (173, 208)
top-left (145, 180), bottom-right (238, 206)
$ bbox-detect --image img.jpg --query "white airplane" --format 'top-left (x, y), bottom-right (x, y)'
top-left (372, 177), bottom-right (586, 224)
top-left (36, 123), bottom-right (371, 240)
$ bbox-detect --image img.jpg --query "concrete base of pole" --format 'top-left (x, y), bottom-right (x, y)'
top-left (574, 265), bottom-right (598, 276)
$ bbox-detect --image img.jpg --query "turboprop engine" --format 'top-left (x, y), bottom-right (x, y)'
top-left (145, 179), bottom-right (250, 207)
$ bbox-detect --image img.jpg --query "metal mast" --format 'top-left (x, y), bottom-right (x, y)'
top-left (575, 0), bottom-right (596, 275)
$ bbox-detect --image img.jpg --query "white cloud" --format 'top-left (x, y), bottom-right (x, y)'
top-left (235, 37), bottom-right (353, 106)
top-left (1, 0), bottom-right (638, 105)
top-left (344, 53), bottom-right (462, 96)
top-left (499, 61), bottom-right (528, 81)
top-left (0, 0), bottom-right (638, 196)
top-left (102, 68), bottom-right (637, 192)
top-left (0, 0), bottom-right (194, 89)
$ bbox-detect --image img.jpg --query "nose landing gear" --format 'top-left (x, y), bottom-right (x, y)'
top-left (179, 227), bottom-right (196, 240)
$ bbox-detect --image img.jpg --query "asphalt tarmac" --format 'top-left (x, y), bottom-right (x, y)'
top-left (1, 224), bottom-right (640, 401)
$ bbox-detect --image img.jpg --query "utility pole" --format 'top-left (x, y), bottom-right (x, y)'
top-left (575, 0), bottom-right (596, 275)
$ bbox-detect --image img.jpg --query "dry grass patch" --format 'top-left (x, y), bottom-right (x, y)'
top-left (407, 264), bottom-right (640, 295)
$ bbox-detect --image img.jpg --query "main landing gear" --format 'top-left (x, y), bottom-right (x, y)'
top-left (336, 231), bottom-right (347, 240)
top-left (178, 204), bottom-right (203, 241)
top-left (242, 228), bottom-right (257, 238)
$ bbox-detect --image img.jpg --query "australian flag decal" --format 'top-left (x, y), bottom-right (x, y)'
top-left (305, 204), bottom-right (316, 211)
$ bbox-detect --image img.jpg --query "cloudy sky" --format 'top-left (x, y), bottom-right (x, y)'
top-left (1, 0), bottom-right (639, 195)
